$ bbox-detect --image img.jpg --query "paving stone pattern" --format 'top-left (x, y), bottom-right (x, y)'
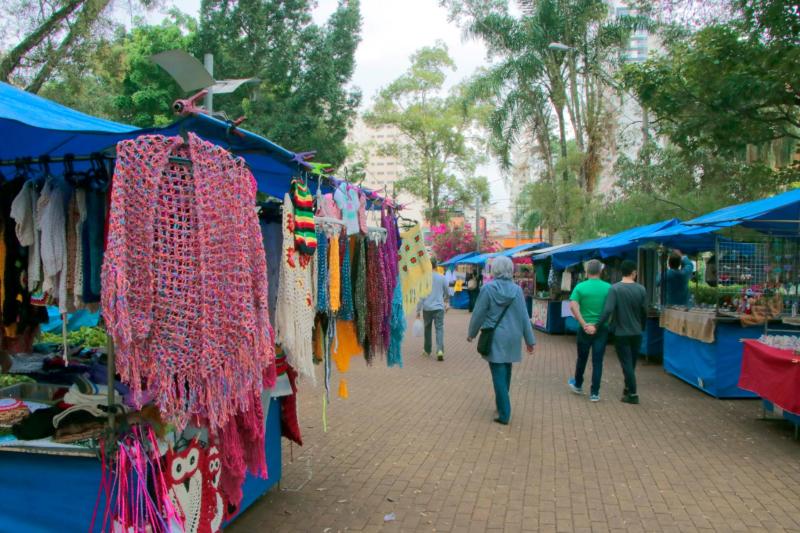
top-left (229, 310), bottom-right (800, 532)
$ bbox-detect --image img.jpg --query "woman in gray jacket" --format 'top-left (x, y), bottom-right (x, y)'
top-left (468, 256), bottom-right (536, 425)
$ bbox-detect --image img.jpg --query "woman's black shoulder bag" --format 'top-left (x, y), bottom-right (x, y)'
top-left (477, 301), bottom-right (512, 357)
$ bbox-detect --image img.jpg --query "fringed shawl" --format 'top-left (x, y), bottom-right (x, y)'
top-left (399, 223), bottom-right (432, 316)
top-left (102, 133), bottom-right (275, 430)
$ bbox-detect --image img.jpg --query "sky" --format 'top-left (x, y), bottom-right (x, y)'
top-left (144, 0), bottom-right (508, 207)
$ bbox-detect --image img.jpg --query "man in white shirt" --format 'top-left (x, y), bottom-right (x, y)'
top-left (417, 259), bottom-right (449, 361)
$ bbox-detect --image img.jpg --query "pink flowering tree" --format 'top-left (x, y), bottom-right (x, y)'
top-left (430, 224), bottom-right (501, 262)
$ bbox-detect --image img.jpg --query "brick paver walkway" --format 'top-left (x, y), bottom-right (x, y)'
top-left (229, 310), bottom-right (800, 532)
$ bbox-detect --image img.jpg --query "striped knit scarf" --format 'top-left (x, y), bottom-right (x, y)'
top-left (102, 133), bottom-right (275, 430)
top-left (290, 179), bottom-right (317, 257)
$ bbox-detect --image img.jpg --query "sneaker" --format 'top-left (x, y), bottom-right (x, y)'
top-left (422, 352), bottom-right (430, 358)
top-left (590, 394), bottom-right (600, 402)
top-left (437, 350), bottom-right (444, 361)
top-left (621, 394), bottom-right (639, 405)
top-left (568, 378), bottom-right (583, 395)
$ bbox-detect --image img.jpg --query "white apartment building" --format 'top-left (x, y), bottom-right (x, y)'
top-left (345, 117), bottom-right (426, 223)
top-left (598, 0), bottom-right (662, 196)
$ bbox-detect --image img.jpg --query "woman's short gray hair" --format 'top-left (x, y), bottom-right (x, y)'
top-left (491, 256), bottom-right (514, 280)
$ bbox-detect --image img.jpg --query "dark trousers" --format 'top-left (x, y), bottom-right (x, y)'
top-left (489, 362), bottom-right (513, 423)
top-left (575, 327), bottom-right (608, 396)
top-left (615, 335), bottom-right (641, 396)
top-left (468, 289), bottom-right (478, 312)
top-left (423, 309), bottom-right (445, 354)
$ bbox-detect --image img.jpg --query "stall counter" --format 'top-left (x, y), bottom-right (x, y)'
top-left (532, 297), bottom-right (568, 334)
top-left (0, 396), bottom-right (282, 532)
top-left (661, 308), bottom-right (762, 398)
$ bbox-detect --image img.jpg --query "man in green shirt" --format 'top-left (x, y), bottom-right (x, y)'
top-left (568, 259), bottom-right (611, 402)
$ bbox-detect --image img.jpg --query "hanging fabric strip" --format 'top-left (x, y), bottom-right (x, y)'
top-left (339, 234), bottom-right (354, 320)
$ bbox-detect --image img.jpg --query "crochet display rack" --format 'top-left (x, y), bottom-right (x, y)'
top-left (0, 81), bottom-right (399, 531)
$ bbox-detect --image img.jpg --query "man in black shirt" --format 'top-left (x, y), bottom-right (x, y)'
top-left (598, 260), bottom-right (648, 404)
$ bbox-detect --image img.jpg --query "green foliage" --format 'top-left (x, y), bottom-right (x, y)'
top-left (40, 326), bottom-right (109, 348)
top-left (365, 43), bottom-right (486, 224)
top-left (597, 142), bottom-right (798, 235)
top-left (197, 0), bottom-right (362, 165)
top-left (622, 23), bottom-right (800, 152)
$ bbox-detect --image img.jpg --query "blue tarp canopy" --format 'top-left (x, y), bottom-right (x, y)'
top-left (450, 242), bottom-right (550, 266)
top-left (521, 242), bottom-right (575, 259)
top-left (458, 252), bottom-right (499, 266)
top-left (633, 189), bottom-right (800, 251)
top-left (634, 222), bottom-right (721, 253)
top-left (0, 82), bottom-right (387, 201)
top-left (551, 219), bottom-right (679, 269)
top-left (496, 241), bottom-right (550, 257)
top-left (440, 251), bottom-right (478, 267)
top-left (682, 188), bottom-right (800, 236)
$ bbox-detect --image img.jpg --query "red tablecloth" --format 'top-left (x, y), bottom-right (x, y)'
top-left (739, 340), bottom-right (800, 415)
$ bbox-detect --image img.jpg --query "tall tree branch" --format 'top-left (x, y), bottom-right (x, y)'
top-left (0, 0), bottom-right (85, 82)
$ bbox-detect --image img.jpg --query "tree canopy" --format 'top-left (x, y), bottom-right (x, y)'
top-left (365, 43), bottom-right (487, 224)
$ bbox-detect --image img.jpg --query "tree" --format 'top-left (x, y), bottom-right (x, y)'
top-left (621, 23), bottom-right (800, 153)
top-left (39, 13), bottom-right (197, 127)
top-left (196, 0), bottom-right (362, 165)
top-left (364, 43), bottom-right (486, 224)
top-left (429, 223), bottom-right (499, 261)
top-left (0, 0), bottom-right (156, 89)
top-left (448, 0), bottom-right (646, 194)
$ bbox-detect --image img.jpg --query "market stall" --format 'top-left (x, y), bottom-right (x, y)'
top-left (639, 189), bottom-right (800, 398)
top-left (515, 243), bottom-right (574, 333)
top-left (548, 220), bottom-right (679, 344)
top-left (0, 82), bottom-right (410, 532)
top-left (739, 338), bottom-right (800, 437)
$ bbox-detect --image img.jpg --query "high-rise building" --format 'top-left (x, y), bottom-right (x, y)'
top-left (597, 0), bottom-right (662, 196)
top-left (344, 117), bottom-right (426, 223)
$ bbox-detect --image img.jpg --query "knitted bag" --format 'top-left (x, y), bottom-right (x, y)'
top-left (102, 133), bottom-right (275, 430)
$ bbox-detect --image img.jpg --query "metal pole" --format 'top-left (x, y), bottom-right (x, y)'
top-left (106, 334), bottom-right (116, 431)
top-left (475, 195), bottom-right (481, 252)
top-left (204, 53), bottom-right (214, 113)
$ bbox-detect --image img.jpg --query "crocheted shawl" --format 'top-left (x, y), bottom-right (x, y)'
top-left (275, 193), bottom-right (316, 382)
top-left (102, 133), bottom-right (275, 430)
top-left (399, 223), bottom-right (432, 316)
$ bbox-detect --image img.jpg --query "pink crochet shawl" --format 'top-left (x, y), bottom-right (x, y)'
top-left (102, 133), bottom-right (276, 430)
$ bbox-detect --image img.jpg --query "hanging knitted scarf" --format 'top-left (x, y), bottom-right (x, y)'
top-left (398, 223), bottom-right (432, 316)
top-left (353, 236), bottom-right (368, 349)
top-left (365, 240), bottom-right (387, 362)
top-left (275, 193), bottom-right (316, 383)
top-left (315, 230), bottom-right (329, 313)
top-left (387, 277), bottom-right (406, 368)
top-left (289, 179), bottom-right (317, 258)
top-left (214, 389), bottom-right (267, 519)
top-left (339, 234), bottom-right (354, 320)
top-left (379, 211), bottom-right (400, 350)
top-left (102, 133), bottom-right (275, 430)
top-left (328, 228), bottom-right (341, 313)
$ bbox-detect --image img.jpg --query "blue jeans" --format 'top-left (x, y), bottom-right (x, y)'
top-left (490, 362), bottom-right (513, 423)
top-left (575, 327), bottom-right (608, 396)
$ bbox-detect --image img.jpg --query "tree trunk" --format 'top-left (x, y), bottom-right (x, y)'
top-left (556, 103), bottom-right (568, 181)
top-left (0, 0), bottom-right (85, 82)
top-left (27, 0), bottom-right (112, 93)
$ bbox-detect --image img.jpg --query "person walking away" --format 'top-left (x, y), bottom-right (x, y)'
top-left (597, 260), bottom-right (648, 405)
top-left (416, 258), bottom-right (449, 361)
top-left (568, 259), bottom-right (611, 402)
top-left (467, 257), bottom-right (535, 425)
top-left (663, 249), bottom-right (694, 306)
top-left (466, 269), bottom-right (479, 312)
